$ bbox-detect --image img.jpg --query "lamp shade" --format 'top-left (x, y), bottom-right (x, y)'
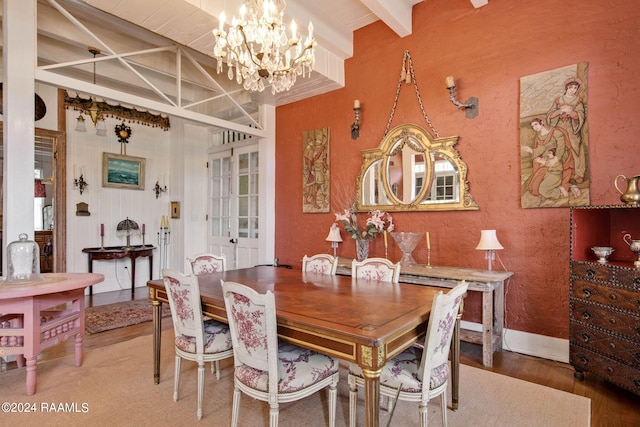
top-left (476, 229), bottom-right (504, 250)
top-left (325, 224), bottom-right (343, 242)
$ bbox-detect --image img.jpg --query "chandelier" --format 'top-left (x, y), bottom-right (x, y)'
top-left (75, 47), bottom-right (107, 136)
top-left (212, 0), bottom-right (316, 94)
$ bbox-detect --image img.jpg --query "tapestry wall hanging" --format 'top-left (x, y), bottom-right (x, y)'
top-left (302, 127), bottom-right (330, 213)
top-left (519, 62), bottom-right (590, 208)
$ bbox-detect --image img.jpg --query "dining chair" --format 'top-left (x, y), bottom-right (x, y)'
top-left (351, 257), bottom-right (401, 283)
top-left (186, 253), bottom-right (227, 275)
top-left (348, 281), bottom-right (468, 427)
top-left (302, 254), bottom-right (338, 275)
top-left (162, 269), bottom-right (234, 420)
top-left (221, 280), bottom-right (340, 427)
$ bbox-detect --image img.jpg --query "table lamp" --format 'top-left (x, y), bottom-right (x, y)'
top-left (325, 224), bottom-right (343, 257)
top-left (476, 229), bottom-right (503, 271)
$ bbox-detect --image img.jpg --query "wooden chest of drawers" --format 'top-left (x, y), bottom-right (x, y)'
top-left (570, 206), bottom-right (640, 396)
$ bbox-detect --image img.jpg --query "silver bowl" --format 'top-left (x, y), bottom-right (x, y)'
top-left (591, 246), bottom-right (614, 263)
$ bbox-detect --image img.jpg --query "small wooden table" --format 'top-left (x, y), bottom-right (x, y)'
top-left (82, 245), bottom-right (154, 295)
top-left (337, 258), bottom-right (513, 367)
top-left (148, 267), bottom-right (453, 427)
top-left (0, 272), bottom-right (104, 395)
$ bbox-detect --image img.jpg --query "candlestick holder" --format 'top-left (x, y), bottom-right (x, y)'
top-left (427, 248), bottom-right (432, 268)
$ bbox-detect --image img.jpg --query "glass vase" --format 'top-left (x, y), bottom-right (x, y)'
top-left (355, 239), bottom-right (370, 261)
top-left (390, 231), bottom-right (423, 266)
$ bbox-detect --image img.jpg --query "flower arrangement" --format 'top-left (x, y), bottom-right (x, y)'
top-left (334, 208), bottom-right (395, 241)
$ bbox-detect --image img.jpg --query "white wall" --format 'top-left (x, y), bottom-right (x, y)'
top-left (65, 113), bottom-right (210, 294)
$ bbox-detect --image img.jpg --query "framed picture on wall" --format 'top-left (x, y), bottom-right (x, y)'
top-left (102, 152), bottom-right (146, 190)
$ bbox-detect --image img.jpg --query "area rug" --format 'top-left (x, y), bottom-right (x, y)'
top-left (0, 331), bottom-right (590, 426)
top-left (84, 300), bottom-right (171, 334)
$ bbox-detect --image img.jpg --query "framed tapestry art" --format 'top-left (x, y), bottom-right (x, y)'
top-left (302, 127), bottom-right (330, 213)
top-left (519, 62), bottom-right (590, 208)
top-left (102, 152), bottom-right (146, 190)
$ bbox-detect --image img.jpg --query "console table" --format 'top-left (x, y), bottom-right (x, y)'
top-left (0, 272), bottom-right (104, 395)
top-left (337, 257), bottom-right (513, 367)
top-left (82, 245), bottom-right (155, 295)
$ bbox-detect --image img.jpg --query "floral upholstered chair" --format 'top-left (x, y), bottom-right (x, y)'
top-left (186, 253), bottom-right (227, 275)
top-left (162, 269), bottom-right (233, 420)
top-left (348, 281), bottom-right (468, 427)
top-left (302, 254), bottom-right (338, 275)
top-left (221, 280), bottom-right (340, 427)
top-left (351, 257), bottom-right (400, 283)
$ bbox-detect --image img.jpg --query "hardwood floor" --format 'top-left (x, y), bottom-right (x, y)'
top-left (4, 288), bottom-right (639, 426)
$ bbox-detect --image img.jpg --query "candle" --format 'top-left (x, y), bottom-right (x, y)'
top-left (142, 224), bottom-right (145, 234)
top-left (100, 224), bottom-right (104, 236)
top-left (160, 215), bottom-right (165, 229)
top-left (426, 231), bottom-right (430, 250)
top-left (384, 230), bottom-right (388, 247)
top-left (354, 99), bottom-right (360, 109)
top-left (165, 217), bottom-right (170, 231)
top-left (446, 75), bottom-right (455, 88)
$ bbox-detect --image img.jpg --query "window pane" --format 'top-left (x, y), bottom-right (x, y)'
top-left (238, 196), bottom-right (248, 216)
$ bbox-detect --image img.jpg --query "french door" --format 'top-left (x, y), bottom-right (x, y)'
top-left (208, 143), bottom-right (260, 269)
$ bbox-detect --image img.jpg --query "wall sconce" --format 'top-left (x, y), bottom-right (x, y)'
top-left (475, 229), bottom-right (504, 271)
top-left (153, 181), bottom-right (167, 198)
top-left (74, 174), bottom-right (88, 195)
top-left (351, 99), bottom-right (361, 139)
top-left (445, 75), bottom-right (479, 119)
top-left (325, 224), bottom-right (343, 257)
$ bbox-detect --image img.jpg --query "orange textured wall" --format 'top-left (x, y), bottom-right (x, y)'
top-left (275, 0), bottom-right (640, 338)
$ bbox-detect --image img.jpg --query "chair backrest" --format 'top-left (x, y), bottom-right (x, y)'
top-left (162, 269), bottom-right (206, 352)
top-left (351, 257), bottom-right (401, 283)
top-left (302, 254), bottom-right (338, 275)
top-left (186, 253), bottom-right (227, 275)
top-left (221, 280), bottom-right (279, 389)
top-left (418, 281), bottom-right (468, 383)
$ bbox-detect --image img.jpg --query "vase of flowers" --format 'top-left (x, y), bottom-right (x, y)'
top-left (335, 208), bottom-right (394, 261)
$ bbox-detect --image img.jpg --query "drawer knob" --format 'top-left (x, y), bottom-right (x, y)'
top-left (580, 356), bottom-right (589, 364)
top-left (582, 288), bottom-right (592, 298)
top-left (610, 318), bottom-right (616, 324)
top-left (607, 366), bottom-right (614, 374)
top-left (582, 311), bottom-right (591, 320)
top-left (609, 342), bottom-right (616, 350)
top-left (609, 293), bottom-right (617, 300)
top-left (582, 333), bottom-right (590, 342)
top-left (586, 269), bottom-right (595, 279)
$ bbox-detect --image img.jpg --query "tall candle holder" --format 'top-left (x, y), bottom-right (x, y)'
top-left (427, 248), bottom-right (432, 268)
top-left (157, 216), bottom-right (171, 277)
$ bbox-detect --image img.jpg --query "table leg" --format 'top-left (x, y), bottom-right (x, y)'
top-left (130, 257), bottom-right (136, 296)
top-left (451, 297), bottom-right (463, 411)
top-left (482, 290), bottom-right (494, 367)
top-left (362, 367), bottom-right (382, 427)
top-left (88, 256), bottom-right (94, 296)
top-left (149, 255), bottom-right (153, 281)
top-left (152, 299), bottom-right (162, 384)
top-left (24, 301), bottom-right (39, 396)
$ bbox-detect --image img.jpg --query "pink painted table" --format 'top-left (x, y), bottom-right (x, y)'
top-left (0, 272), bottom-right (104, 395)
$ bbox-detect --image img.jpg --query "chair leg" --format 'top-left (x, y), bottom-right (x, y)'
top-left (440, 391), bottom-right (448, 427)
top-left (214, 360), bottom-right (221, 380)
top-left (173, 356), bottom-right (181, 402)
top-left (230, 386), bottom-right (241, 427)
top-left (348, 375), bottom-right (357, 427)
top-left (419, 400), bottom-right (428, 427)
top-left (197, 361), bottom-right (205, 420)
top-left (269, 403), bottom-right (279, 427)
top-left (328, 376), bottom-right (338, 427)
top-left (211, 361), bottom-right (215, 375)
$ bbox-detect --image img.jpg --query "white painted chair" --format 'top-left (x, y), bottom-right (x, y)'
top-left (162, 269), bottom-right (233, 420)
top-left (351, 257), bottom-right (400, 283)
top-left (302, 254), bottom-right (338, 275)
top-left (186, 253), bottom-right (227, 275)
top-left (348, 281), bottom-right (468, 427)
top-left (221, 280), bottom-right (340, 427)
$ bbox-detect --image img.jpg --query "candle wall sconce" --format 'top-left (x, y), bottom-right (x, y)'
top-left (153, 181), bottom-right (167, 198)
top-left (74, 174), bottom-right (88, 195)
top-left (445, 75), bottom-right (479, 119)
top-left (351, 99), bottom-right (361, 139)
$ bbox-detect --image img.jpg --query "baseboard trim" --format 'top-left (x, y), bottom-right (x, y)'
top-left (460, 320), bottom-right (569, 363)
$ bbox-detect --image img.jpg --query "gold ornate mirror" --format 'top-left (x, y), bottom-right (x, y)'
top-left (356, 123), bottom-right (478, 212)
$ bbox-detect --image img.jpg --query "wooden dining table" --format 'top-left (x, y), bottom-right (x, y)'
top-left (147, 266), bottom-right (462, 427)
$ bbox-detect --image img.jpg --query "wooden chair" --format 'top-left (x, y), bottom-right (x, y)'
top-left (186, 253), bottom-right (227, 275)
top-left (162, 269), bottom-right (233, 420)
top-left (302, 254), bottom-right (338, 275)
top-left (348, 281), bottom-right (468, 427)
top-left (351, 257), bottom-right (400, 283)
top-left (221, 280), bottom-right (340, 427)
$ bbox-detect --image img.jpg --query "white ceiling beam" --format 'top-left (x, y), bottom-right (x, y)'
top-left (359, 0), bottom-right (421, 38)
